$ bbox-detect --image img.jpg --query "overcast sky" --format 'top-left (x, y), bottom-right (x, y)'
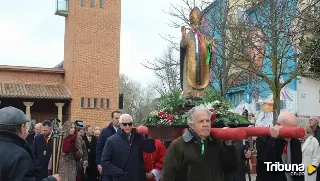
top-left (0, 0), bottom-right (181, 85)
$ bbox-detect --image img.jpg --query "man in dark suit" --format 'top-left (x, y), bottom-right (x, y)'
top-left (96, 110), bottom-right (122, 181)
top-left (26, 123), bottom-right (42, 147)
top-left (32, 120), bottom-right (54, 181)
top-left (256, 112), bottom-right (304, 181)
top-left (83, 125), bottom-right (98, 181)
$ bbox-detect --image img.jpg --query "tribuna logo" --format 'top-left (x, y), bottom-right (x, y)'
top-left (264, 162), bottom-right (304, 176)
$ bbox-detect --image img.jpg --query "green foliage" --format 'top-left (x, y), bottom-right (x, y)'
top-left (142, 88), bottom-right (250, 127)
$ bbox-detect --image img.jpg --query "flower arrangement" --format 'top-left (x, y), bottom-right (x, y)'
top-left (142, 88), bottom-right (251, 127)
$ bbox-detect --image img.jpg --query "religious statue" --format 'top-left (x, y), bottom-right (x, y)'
top-left (180, 7), bottom-right (214, 99)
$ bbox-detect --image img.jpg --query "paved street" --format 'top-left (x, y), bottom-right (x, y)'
top-left (246, 174), bottom-right (257, 181)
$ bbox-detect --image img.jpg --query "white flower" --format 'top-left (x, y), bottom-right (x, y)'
top-left (213, 100), bottom-right (220, 105)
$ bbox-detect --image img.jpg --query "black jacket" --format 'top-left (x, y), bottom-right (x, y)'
top-left (96, 123), bottom-right (117, 165)
top-left (0, 131), bottom-right (56, 181)
top-left (83, 134), bottom-right (98, 166)
top-left (32, 134), bottom-right (53, 180)
top-left (255, 135), bottom-right (304, 181)
top-left (100, 129), bottom-right (155, 181)
top-left (25, 132), bottom-right (36, 148)
top-left (224, 140), bottom-right (247, 181)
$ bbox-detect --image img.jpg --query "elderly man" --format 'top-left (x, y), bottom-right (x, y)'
top-left (161, 106), bottom-right (238, 181)
top-left (309, 116), bottom-right (320, 181)
top-left (0, 106), bottom-right (60, 181)
top-left (256, 112), bottom-right (304, 181)
top-left (26, 123), bottom-right (42, 147)
top-left (100, 114), bottom-right (155, 181)
top-left (32, 120), bottom-right (54, 181)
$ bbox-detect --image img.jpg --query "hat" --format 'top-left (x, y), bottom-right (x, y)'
top-left (75, 120), bottom-right (84, 128)
top-left (0, 106), bottom-right (28, 126)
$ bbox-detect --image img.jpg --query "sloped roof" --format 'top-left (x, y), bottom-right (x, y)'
top-left (0, 83), bottom-right (71, 100)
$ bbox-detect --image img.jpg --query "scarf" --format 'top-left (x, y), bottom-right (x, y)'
top-left (189, 129), bottom-right (207, 155)
top-left (189, 28), bottom-right (213, 65)
top-left (62, 133), bottom-right (77, 153)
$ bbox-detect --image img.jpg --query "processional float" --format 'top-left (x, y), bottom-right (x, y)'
top-left (50, 119), bottom-right (84, 175)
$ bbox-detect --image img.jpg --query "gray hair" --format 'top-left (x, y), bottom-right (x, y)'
top-left (310, 116), bottom-right (320, 123)
top-left (187, 105), bottom-right (212, 125)
top-left (303, 124), bottom-right (313, 135)
top-left (119, 114), bottom-right (133, 123)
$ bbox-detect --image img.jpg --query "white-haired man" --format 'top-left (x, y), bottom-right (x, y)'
top-left (256, 112), bottom-right (304, 181)
top-left (309, 116), bottom-right (320, 181)
top-left (100, 114), bottom-right (155, 181)
top-left (161, 106), bottom-right (238, 181)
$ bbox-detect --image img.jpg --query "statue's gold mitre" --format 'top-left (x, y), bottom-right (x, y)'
top-left (189, 7), bottom-right (201, 22)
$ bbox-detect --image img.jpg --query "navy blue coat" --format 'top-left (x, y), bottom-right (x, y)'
top-left (100, 129), bottom-right (155, 181)
top-left (96, 123), bottom-right (117, 166)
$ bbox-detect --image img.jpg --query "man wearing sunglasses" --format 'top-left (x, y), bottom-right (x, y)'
top-left (100, 114), bottom-right (155, 181)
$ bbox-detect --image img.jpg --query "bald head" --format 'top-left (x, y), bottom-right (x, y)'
top-left (119, 114), bottom-right (133, 124)
top-left (277, 112), bottom-right (298, 127)
top-left (34, 123), bottom-right (42, 135)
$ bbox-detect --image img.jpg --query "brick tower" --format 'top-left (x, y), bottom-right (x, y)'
top-left (55, 0), bottom-right (121, 127)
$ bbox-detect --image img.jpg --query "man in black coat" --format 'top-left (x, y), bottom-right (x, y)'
top-left (83, 125), bottom-right (98, 181)
top-left (32, 120), bottom-right (54, 181)
top-left (100, 114), bottom-right (155, 181)
top-left (0, 106), bottom-right (59, 181)
top-left (96, 110), bottom-right (122, 180)
top-left (26, 123), bottom-right (42, 147)
top-left (224, 140), bottom-right (251, 181)
top-left (256, 112), bottom-right (304, 181)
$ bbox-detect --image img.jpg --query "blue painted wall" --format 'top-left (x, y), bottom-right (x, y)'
top-left (201, 0), bottom-right (298, 108)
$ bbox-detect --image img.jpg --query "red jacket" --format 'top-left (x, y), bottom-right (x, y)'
top-left (143, 139), bottom-right (166, 181)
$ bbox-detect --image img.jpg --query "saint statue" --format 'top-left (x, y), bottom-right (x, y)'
top-left (180, 7), bottom-right (214, 99)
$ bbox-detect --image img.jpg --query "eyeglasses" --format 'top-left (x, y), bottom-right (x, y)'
top-left (121, 123), bottom-right (133, 126)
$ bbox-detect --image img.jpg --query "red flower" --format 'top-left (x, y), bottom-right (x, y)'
top-left (167, 115), bottom-right (174, 122)
top-left (211, 114), bottom-right (217, 121)
top-left (158, 112), bottom-right (166, 118)
top-left (209, 109), bottom-right (214, 112)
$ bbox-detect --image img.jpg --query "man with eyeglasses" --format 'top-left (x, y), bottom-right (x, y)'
top-left (96, 110), bottom-right (122, 181)
top-left (100, 114), bottom-right (155, 181)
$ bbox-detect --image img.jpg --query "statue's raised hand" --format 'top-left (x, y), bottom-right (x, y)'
top-left (181, 26), bottom-right (186, 35)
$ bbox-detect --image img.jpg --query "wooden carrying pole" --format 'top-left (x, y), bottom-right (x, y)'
top-left (135, 126), bottom-right (305, 140)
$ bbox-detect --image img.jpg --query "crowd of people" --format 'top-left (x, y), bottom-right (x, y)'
top-left (0, 106), bottom-right (320, 181)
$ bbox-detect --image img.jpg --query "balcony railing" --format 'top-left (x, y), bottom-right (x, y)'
top-left (55, 0), bottom-right (68, 17)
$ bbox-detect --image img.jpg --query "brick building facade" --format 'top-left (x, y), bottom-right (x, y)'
top-left (0, 0), bottom-right (121, 128)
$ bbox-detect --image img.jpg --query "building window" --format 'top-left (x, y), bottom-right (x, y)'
top-left (90, 0), bottom-right (94, 7)
top-left (100, 98), bottom-right (104, 108)
top-left (230, 91), bottom-right (245, 106)
top-left (81, 0), bottom-right (84, 6)
top-left (100, 0), bottom-right (103, 8)
top-left (106, 99), bottom-right (110, 108)
top-left (88, 98), bottom-right (91, 108)
top-left (81, 97), bottom-right (84, 108)
top-left (94, 98), bottom-right (98, 108)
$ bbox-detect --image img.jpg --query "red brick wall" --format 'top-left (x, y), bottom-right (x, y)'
top-left (0, 71), bottom-right (64, 84)
top-left (63, 0), bottom-right (121, 127)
